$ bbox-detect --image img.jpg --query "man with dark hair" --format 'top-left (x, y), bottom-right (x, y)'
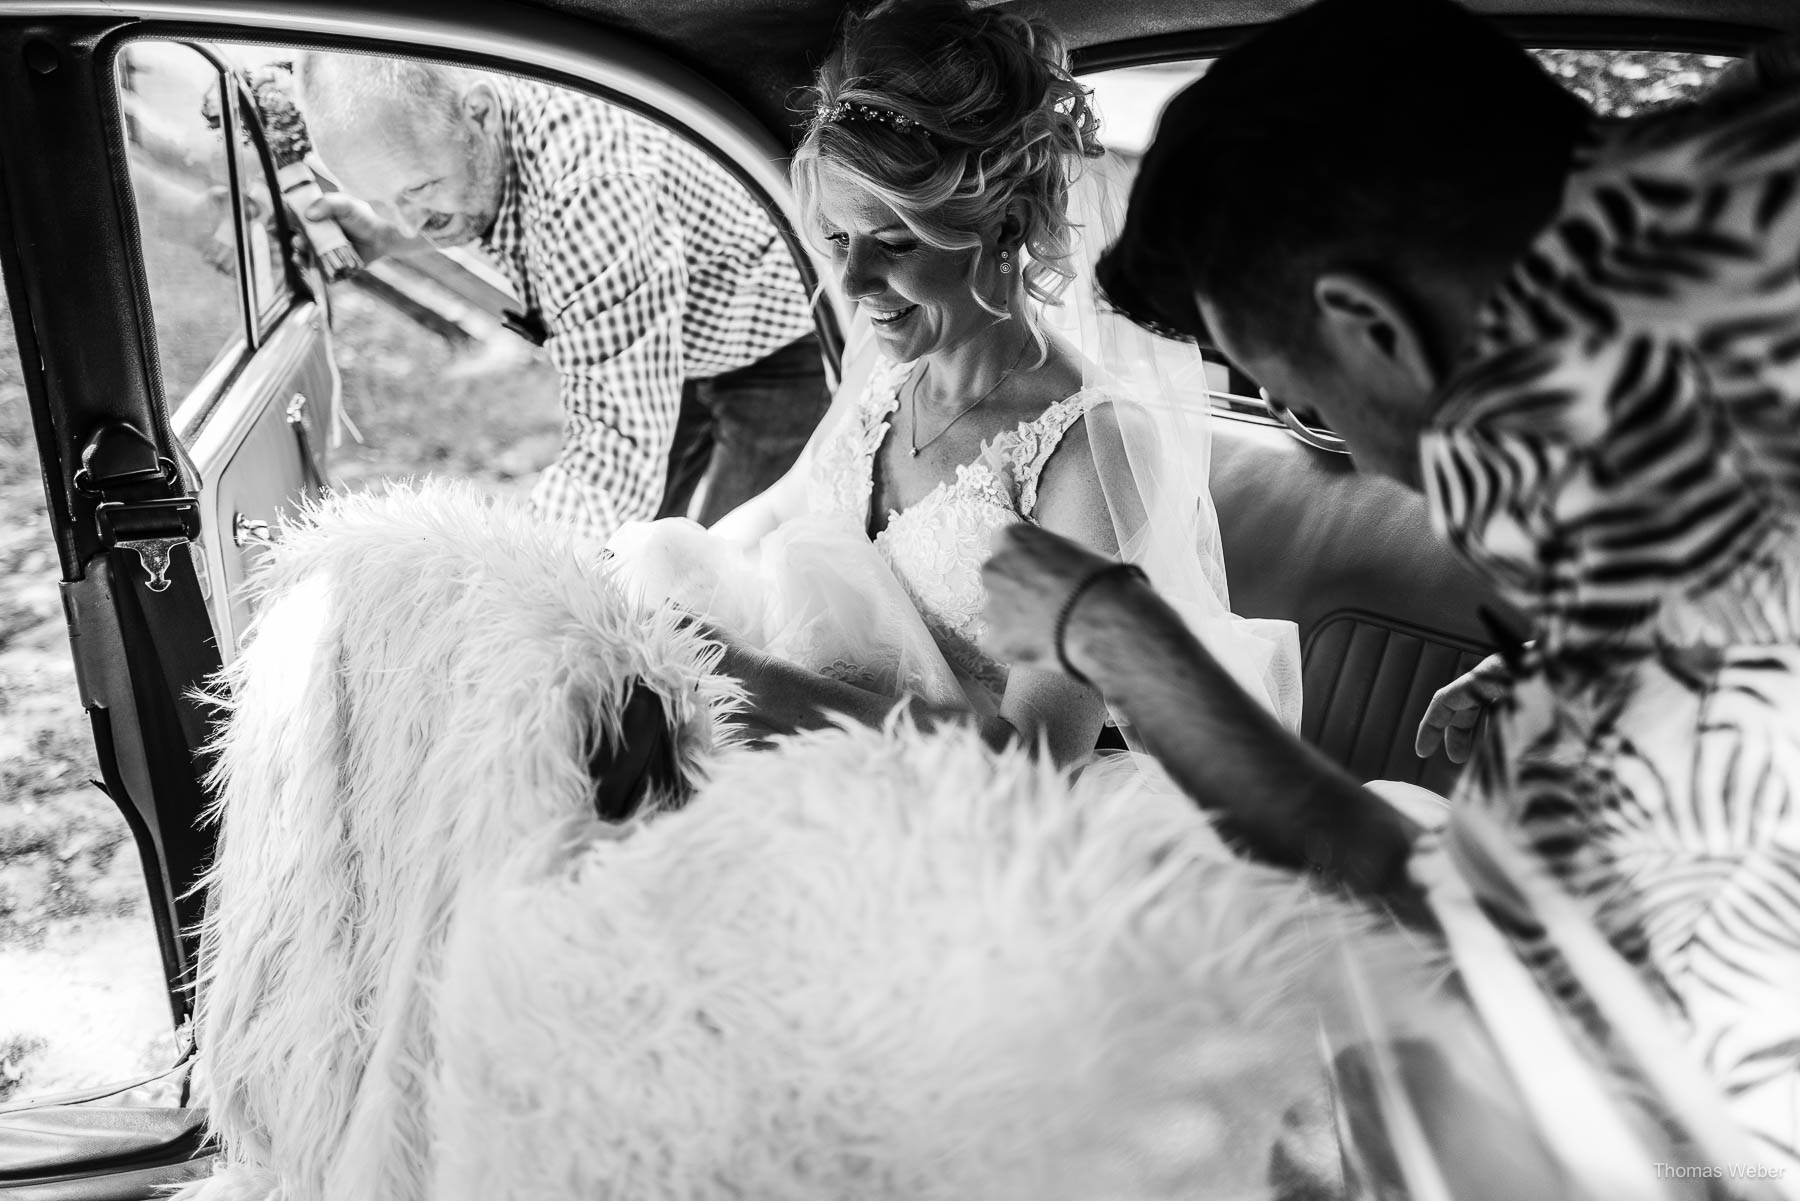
top-left (982, 0), bottom-right (1800, 1165)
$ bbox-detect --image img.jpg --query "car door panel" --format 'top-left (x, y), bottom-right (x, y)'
top-left (0, 24), bottom-right (318, 1196)
top-left (187, 299), bottom-right (335, 654)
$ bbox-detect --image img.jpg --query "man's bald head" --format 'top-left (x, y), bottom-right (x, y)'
top-left (296, 52), bottom-right (511, 246)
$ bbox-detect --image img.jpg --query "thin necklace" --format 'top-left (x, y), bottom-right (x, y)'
top-left (908, 339), bottom-right (1032, 458)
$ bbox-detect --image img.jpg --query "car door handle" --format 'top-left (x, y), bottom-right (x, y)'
top-left (287, 393), bottom-right (328, 495)
top-left (232, 513), bottom-right (275, 549)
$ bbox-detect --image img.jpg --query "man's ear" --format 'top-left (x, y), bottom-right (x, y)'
top-left (462, 79), bottom-right (500, 133)
top-left (1312, 271), bottom-right (1441, 395)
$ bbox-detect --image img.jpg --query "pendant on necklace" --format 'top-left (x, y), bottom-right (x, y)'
top-left (909, 447), bottom-right (919, 457)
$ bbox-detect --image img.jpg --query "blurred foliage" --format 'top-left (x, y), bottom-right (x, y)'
top-left (1531, 49), bottom-right (1736, 118)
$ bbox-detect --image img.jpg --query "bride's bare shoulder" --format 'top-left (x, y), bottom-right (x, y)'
top-left (1019, 334), bottom-right (1087, 409)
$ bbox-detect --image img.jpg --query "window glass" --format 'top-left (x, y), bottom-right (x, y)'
top-left (1529, 49), bottom-right (1736, 117)
top-left (116, 42), bottom-right (249, 420)
top-left (207, 44), bottom-right (823, 513)
top-left (0, 275), bottom-right (179, 1108)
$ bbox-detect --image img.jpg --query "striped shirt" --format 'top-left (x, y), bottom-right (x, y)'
top-left (1421, 77), bottom-right (1800, 1164)
top-left (480, 81), bottom-right (815, 539)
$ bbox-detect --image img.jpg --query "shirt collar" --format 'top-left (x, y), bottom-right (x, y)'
top-left (479, 82), bottom-right (526, 271)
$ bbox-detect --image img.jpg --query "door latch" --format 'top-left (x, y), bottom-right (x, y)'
top-left (95, 497), bottom-right (202, 592)
top-left (78, 422), bottom-right (202, 593)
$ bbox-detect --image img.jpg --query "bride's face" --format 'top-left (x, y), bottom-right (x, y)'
top-left (814, 167), bottom-right (997, 361)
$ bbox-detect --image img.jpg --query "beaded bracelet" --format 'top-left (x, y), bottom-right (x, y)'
top-left (1052, 561), bottom-right (1148, 687)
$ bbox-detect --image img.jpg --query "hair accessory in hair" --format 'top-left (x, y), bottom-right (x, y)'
top-left (817, 100), bottom-right (930, 135)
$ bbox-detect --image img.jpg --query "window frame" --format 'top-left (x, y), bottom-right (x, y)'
top-left (113, 38), bottom-right (257, 439)
top-left (115, 38), bottom-right (319, 448)
top-left (82, 3), bottom-right (844, 382)
top-left (228, 68), bottom-right (305, 339)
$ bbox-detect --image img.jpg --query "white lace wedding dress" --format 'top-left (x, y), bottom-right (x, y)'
top-left (809, 357), bottom-right (1111, 713)
top-left (608, 354), bottom-right (1116, 719)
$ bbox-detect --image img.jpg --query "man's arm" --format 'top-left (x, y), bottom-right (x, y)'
top-left (982, 524), bottom-right (1425, 918)
top-left (525, 157), bottom-right (689, 538)
top-left (303, 191), bottom-right (435, 263)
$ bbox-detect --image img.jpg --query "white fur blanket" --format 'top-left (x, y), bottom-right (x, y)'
top-left (176, 483), bottom-right (1436, 1201)
top-left (178, 484), bottom-right (735, 1201)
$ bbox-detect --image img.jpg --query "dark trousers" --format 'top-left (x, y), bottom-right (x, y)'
top-left (656, 334), bottom-right (832, 526)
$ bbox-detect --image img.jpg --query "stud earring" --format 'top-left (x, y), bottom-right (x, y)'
top-left (999, 247), bottom-right (1013, 275)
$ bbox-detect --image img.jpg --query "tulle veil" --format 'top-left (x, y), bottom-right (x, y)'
top-left (1047, 149), bottom-right (1303, 736)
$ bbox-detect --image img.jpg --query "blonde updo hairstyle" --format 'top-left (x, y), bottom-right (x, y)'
top-left (793, 0), bottom-right (1102, 350)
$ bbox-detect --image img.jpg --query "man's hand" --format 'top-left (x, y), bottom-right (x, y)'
top-left (1414, 652), bottom-right (1514, 764)
top-left (979, 523), bottom-right (1114, 671)
top-left (302, 191), bottom-right (425, 264)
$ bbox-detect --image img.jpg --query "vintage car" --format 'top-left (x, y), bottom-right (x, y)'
top-left (0, 0), bottom-right (1791, 1196)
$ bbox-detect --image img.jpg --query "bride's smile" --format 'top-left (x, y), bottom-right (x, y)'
top-left (813, 165), bottom-right (1006, 365)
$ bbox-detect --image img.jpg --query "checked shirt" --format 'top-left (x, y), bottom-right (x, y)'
top-left (480, 81), bottom-right (815, 539)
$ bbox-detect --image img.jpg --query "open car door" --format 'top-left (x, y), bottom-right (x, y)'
top-left (0, 23), bottom-right (332, 1197)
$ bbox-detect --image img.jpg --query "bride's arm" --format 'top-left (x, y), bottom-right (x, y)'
top-left (985, 416), bottom-right (1118, 765)
top-left (706, 631), bottom-right (1019, 745)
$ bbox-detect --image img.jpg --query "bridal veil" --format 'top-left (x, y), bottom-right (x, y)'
top-left (1026, 148), bottom-right (1303, 734)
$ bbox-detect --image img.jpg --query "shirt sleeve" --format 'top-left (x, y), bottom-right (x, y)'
top-left (523, 141), bottom-right (687, 541)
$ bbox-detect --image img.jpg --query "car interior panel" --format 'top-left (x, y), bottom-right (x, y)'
top-left (1210, 412), bottom-right (1509, 793)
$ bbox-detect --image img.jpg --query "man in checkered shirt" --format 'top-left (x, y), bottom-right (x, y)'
top-left (295, 54), bottom-right (827, 538)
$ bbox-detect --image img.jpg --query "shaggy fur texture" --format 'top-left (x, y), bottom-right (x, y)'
top-left (178, 482), bottom-right (1441, 1201)
top-left (176, 483), bottom-right (736, 1201)
top-left (431, 720), bottom-right (1437, 1201)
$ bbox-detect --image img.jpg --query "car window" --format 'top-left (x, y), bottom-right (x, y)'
top-left (201, 44), bottom-right (819, 509)
top-left (1081, 48), bottom-right (1738, 424)
top-left (116, 42), bottom-right (250, 429)
top-left (1530, 48), bottom-right (1736, 117)
top-left (0, 275), bottom-right (181, 1108)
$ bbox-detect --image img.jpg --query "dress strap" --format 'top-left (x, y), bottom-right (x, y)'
top-left (1014, 392), bottom-right (1099, 521)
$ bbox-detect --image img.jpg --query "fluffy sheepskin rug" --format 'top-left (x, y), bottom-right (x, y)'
top-left (429, 721), bottom-right (1437, 1201)
top-left (176, 482), bottom-right (736, 1201)
top-left (177, 481), bottom-right (1439, 1201)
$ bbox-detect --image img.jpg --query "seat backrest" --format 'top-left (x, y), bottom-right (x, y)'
top-left (1209, 413), bottom-right (1507, 794)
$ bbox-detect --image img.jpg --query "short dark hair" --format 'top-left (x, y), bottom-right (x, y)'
top-left (1096, 0), bottom-right (1588, 354)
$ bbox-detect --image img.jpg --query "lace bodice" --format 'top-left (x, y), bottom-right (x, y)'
top-left (807, 357), bottom-right (1102, 708)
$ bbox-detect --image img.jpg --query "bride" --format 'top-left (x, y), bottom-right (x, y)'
top-left (608, 0), bottom-right (1300, 763)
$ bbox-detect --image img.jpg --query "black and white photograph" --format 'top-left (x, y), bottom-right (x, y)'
top-left (0, 0), bottom-right (1795, 1197)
